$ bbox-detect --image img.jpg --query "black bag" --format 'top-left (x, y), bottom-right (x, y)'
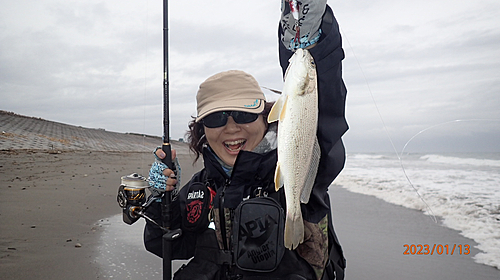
top-left (232, 196), bottom-right (285, 272)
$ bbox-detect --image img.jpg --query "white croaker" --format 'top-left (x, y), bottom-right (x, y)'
top-left (268, 48), bottom-right (320, 250)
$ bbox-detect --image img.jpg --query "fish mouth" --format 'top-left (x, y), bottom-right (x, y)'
top-left (223, 139), bottom-right (247, 153)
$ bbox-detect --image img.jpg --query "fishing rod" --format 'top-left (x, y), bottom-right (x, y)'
top-left (116, 1), bottom-right (180, 279)
top-left (160, 0), bottom-right (181, 279)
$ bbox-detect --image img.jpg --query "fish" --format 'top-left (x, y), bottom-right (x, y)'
top-left (267, 48), bottom-right (320, 250)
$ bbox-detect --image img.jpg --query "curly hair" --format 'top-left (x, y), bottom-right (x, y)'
top-left (186, 101), bottom-right (275, 163)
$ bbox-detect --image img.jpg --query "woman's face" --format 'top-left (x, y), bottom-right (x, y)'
top-left (204, 114), bottom-right (267, 166)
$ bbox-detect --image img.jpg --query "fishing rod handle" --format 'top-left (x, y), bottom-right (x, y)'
top-left (161, 143), bottom-right (175, 172)
top-left (161, 142), bottom-right (174, 280)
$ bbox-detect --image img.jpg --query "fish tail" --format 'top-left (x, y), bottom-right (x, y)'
top-left (284, 211), bottom-right (304, 250)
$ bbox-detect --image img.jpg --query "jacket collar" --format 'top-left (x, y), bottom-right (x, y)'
top-left (202, 146), bottom-right (277, 209)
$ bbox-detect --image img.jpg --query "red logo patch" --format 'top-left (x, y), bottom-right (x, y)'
top-left (186, 200), bottom-right (203, 223)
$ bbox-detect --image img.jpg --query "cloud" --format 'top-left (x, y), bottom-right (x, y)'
top-left (334, 0), bottom-right (500, 152)
top-left (1, 0), bottom-right (499, 151)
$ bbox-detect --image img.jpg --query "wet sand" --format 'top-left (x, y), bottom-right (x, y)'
top-left (329, 186), bottom-right (500, 279)
top-left (0, 150), bottom-right (201, 279)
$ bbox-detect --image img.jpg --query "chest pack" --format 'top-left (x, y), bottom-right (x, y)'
top-left (179, 167), bottom-right (288, 274)
top-left (180, 182), bottom-right (286, 273)
top-left (232, 196), bottom-right (285, 272)
top-left (176, 171), bottom-right (347, 279)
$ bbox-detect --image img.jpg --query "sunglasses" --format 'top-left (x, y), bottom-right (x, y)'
top-left (202, 111), bottom-right (260, 128)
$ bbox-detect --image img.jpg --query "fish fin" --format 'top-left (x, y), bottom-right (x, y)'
top-left (274, 162), bottom-right (284, 191)
top-left (267, 94), bottom-right (284, 123)
top-left (267, 94), bottom-right (288, 123)
top-left (300, 137), bottom-right (321, 204)
top-left (284, 211), bottom-right (304, 250)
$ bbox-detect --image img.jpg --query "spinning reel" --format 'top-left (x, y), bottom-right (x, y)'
top-left (117, 173), bottom-right (162, 227)
top-left (117, 173), bottom-right (149, 224)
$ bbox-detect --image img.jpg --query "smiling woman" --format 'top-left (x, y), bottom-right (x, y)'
top-left (187, 70), bottom-right (271, 166)
top-left (142, 2), bottom-right (349, 279)
top-left (196, 76), bottom-right (268, 165)
top-left (204, 113), bottom-right (267, 166)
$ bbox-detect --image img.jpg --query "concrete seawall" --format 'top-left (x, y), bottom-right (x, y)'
top-left (0, 110), bottom-right (187, 153)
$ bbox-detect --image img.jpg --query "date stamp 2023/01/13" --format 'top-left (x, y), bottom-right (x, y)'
top-left (403, 244), bottom-right (470, 255)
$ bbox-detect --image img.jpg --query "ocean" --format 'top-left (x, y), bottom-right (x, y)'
top-left (334, 152), bottom-right (500, 270)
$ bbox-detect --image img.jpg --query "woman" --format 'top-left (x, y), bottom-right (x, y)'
top-left (145, 2), bottom-right (348, 279)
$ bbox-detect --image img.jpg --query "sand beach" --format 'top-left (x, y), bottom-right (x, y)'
top-left (1, 111), bottom-right (499, 279)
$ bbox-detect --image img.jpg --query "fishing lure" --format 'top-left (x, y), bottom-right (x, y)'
top-left (289, 0), bottom-right (301, 47)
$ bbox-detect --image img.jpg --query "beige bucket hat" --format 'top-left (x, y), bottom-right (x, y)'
top-left (195, 70), bottom-right (266, 122)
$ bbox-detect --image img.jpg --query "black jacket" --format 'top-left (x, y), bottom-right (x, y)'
top-left (144, 5), bottom-right (347, 280)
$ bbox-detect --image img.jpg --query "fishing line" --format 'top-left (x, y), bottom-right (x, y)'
top-left (140, 0), bottom-right (151, 174)
top-left (340, 27), bottom-right (438, 222)
top-left (400, 119), bottom-right (500, 155)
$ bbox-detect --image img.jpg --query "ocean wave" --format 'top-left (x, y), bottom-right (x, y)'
top-left (421, 154), bottom-right (500, 167)
top-left (337, 153), bottom-right (500, 270)
top-left (348, 154), bottom-right (387, 160)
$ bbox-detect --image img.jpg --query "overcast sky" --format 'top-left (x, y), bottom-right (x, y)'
top-left (2, 0), bottom-right (499, 153)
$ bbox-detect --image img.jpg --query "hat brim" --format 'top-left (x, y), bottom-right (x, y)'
top-left (196, 98), bottom-right (265, 122)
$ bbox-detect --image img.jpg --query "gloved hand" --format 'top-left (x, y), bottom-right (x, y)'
top-left (148, 147), bottom-right (181, 198)
top-left (280, 0), bottom-right (327, 50)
